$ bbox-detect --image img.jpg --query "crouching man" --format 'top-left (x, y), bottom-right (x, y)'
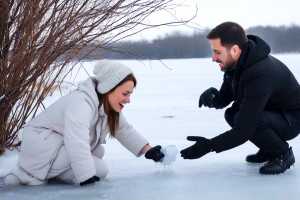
top-left (181, 22), bottom-right (300, 174)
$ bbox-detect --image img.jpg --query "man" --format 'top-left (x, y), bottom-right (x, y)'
top-left (180, 22), bottom-right (300, 174)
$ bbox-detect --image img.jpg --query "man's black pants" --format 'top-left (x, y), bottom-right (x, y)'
top-left (225, 102), bottom-right (300, 158)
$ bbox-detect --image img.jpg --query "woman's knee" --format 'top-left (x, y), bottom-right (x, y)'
top-left (57, 168), bottom-right (75, 184)
top-left (92, 145), bottom-right (105, 159)
top-left (56, 157), bottom-right (109, 184)
top-left (46, 145), bottom-right (71, 180)
top-left (57, 157), bottom-right (109, 183)
top-left (93, 156), bottom-right (108, 178)
top-left (48, 146), bottom-right (70, 172)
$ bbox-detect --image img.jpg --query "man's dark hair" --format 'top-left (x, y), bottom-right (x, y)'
top-left (206, 22), bottom-right (248, 50)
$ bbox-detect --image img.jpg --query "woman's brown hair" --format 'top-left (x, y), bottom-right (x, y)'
top-left (96, 73), bottom-right (137, 137)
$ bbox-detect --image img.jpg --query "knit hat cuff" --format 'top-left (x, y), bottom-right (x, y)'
top-left (93, 60), bottom-right (133, 94)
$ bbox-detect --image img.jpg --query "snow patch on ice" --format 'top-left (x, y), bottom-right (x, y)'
top-left (0, 149), bottom-right (19, 177)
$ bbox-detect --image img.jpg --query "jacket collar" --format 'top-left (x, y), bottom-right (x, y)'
top-left (78, 77), bottom-right (99, 109)
top-left (231, 44), bottom-right (250, 93)
top-left (98, 104), bottom-right (106, 117)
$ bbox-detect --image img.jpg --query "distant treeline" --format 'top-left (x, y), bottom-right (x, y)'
top-left (97, 25), bottom-right (300, 60)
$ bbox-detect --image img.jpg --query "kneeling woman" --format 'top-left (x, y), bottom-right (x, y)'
top-left (5, 60), bottom-right (164, 186)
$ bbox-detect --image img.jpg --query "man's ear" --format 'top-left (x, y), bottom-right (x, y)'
top-left (231, 45), bottom-right (240, 58)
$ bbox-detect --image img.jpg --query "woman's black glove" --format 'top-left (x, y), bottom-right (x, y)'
top-left (94, 176), bottom-right (100, 181)
top-left (199, 87), bottom-right (223, 109)
top-left (145, 145), bottom-right (165, 162)
top-left (80, 176), bottom-right (100, 186)
top-left (180, 136), bottom-right (212, 159)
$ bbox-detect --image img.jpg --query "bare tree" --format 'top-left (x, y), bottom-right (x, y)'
top-left (0, 0), bottom-right (196, 155)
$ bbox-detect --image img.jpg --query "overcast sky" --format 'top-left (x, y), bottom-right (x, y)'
top-left (127, 0), bottom-right (300, 41)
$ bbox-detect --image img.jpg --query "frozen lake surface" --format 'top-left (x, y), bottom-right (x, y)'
top-left (1, 54), bottom-right (300, 200)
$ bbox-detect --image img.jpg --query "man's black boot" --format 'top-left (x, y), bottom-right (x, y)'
top-left (259, 147), bottom-right (295, 175)
top-left (246, 149), bottom-right (269, 163)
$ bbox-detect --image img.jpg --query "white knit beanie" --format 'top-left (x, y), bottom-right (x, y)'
top-left (93, 60), bottom-right (134, 94)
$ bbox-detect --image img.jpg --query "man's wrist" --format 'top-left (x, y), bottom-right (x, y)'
top-left (207, 139), bottom-right (215, 152)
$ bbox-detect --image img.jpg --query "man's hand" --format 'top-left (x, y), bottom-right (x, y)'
top-left (180, 136), bottom-right (212, 159)
top-left (145, 145), bottom-right (165, 162)
top-left (199, 87), bottom-right (223, 109)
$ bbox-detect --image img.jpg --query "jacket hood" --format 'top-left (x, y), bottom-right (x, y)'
top-left (230, 35), bottom-right (270, 95)
top-left (78, 77), bottom-right (99, 109)
top-left (243, 35), bottom-right (271, 68)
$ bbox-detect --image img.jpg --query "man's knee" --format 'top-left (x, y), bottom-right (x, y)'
top-left (92, 145), bottom-right (105, 159)
top-left (250, 111), bottom-right (277, 143)
top-left (256, 112), bottom-right (271, 128)
top-left (224, 102), bottom-right (239, 128)
top-left (255, 111), bottom-right (286, 133)
top-left (224, 109), bottom-right (234, 128)
top-left (93, 156), bottom-right (109, 178)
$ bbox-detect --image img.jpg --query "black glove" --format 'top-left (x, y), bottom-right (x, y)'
top-left (180, 136), bottom-right (212, 159)
top-left (145, 145), bottom-right (165, 162)
top-left (80, 176), bottom-right (100, 186)
top-left (94, 176), bottom-right (100, 181)
top-left (199, 87), bottom-right (223, 109)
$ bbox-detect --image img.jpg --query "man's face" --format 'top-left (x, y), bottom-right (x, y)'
top-left (210, 38), bottom-right (237, 72)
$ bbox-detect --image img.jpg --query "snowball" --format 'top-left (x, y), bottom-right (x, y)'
top-left (156, 145), bottom-right (178, 171)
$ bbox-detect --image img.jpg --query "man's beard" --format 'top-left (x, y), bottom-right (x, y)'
top-left (217, 53), bottom-right (237, 72)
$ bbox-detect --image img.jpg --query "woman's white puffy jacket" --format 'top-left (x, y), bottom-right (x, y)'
top-left (18, 77), bottom-right (149, 183)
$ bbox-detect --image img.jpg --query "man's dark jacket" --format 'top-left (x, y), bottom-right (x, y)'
top-left (210, 35), bottom-right (300, 153)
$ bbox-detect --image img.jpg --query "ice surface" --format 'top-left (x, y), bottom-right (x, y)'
top-left (1, 54), bottom-right (300, 200)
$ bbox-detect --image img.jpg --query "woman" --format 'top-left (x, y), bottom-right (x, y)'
top-left (5, 60), bottom-right (164, 186)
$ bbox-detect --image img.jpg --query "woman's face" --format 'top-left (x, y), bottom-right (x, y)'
top-left (108, 80), bottom-right (134, 113)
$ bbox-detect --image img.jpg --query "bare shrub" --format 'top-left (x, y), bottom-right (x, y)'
top-left (0, 0), bottom-right (197, 155)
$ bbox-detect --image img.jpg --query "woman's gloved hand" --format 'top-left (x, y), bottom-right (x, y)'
top-left (145, 145), bottom-right (165, 162)
top-left (80, 176), bottom-right (100, 186)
